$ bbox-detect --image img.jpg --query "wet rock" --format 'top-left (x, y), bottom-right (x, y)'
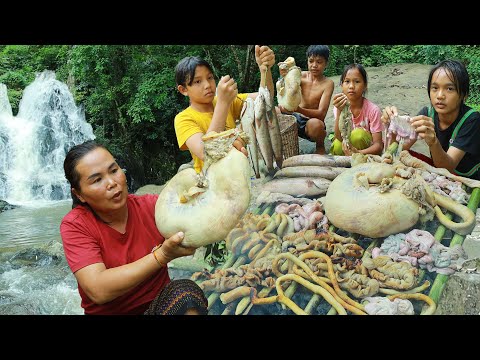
top-left (0, 200), bottom-right (16, 213)
top-left (0, 301), bottom-right (37, 315)
top-left (8, 248), bottom-right (62, 268)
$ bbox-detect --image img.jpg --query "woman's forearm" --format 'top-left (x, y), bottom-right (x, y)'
top-left (77, 250), bottom-right (166, 305)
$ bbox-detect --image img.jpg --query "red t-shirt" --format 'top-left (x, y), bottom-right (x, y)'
top-left (60, 194), bottom-right (170, 315)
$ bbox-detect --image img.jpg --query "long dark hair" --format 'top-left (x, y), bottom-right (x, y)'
top-left (64, 140), bottom-right (107, 209)
top-left (428, 59), bottom-right (469, 103)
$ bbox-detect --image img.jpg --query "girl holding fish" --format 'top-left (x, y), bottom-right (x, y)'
top-left (331, 63), bottom-right (384, 156)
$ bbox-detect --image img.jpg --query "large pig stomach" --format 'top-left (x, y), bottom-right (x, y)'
top-left (324, 162), bottom-right (419, 238)
top-left (155, 148), bottom-right (251, 247)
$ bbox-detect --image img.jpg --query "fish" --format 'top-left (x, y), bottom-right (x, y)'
top-left (254, 91), bottom-right (274, 173)
top-left (274, 166), bottom-right (347, 180)
top-left (282, 154), bottom-right (352, 168)
top-left (259, 86), bottom-right (284, 169)
top-left (255, 190), bottom-right (314, 207)
top-left (240, 97), bottom-right (260, 178)
top-left (260, 177), bottom-right (331, 197)
top-left (339, 103), bottom-right (352, 149)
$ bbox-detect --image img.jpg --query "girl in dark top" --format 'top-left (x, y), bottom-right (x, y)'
top-left (382, 59), bottom-right (480, 180)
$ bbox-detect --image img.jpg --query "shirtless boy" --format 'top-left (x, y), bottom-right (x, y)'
top-left (277, 45), bottom-right (334, 154)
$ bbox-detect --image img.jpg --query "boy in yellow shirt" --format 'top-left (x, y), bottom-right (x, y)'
top-left (174, 45), bottom-right (276, 173)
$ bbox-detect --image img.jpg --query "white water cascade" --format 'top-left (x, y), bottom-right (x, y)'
top-left (0, 71), bottom-right (95, 204)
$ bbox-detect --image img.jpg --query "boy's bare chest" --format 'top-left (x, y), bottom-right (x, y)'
top-left (301, 81), bottom-right (326, 105)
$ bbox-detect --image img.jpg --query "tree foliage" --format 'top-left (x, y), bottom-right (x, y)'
top-left (2, 45), bottom-right (480, 190)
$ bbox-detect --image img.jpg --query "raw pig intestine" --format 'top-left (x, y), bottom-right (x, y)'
top-left (386, 115), bottom-right (419, 142)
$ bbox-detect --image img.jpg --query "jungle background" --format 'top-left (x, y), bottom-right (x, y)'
top-left (2, 45), bottom-right (480, 192)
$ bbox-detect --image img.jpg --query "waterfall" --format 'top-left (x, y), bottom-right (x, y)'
top-left (0, 70), bottom-right (95, 204)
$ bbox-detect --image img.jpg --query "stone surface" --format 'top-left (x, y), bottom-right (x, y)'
top-left (436, 211), bottom-right (480, 315)
top-left (463, 234), bottom-right (480, 260)
top-left (436, 258), bottom-right (480, 315)
top-left (299, 137), bottom-right (316, 154)
top-left (462, 209), bottom-right (480, 259)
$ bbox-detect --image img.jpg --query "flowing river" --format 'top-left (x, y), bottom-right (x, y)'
top-left (0, 70), bottom-right (95, 315)
top-left (0, 201), bottom-right (83, 315)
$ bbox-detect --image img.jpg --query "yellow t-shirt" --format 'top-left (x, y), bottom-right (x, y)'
top-left (174, 93), bottom-right (248, 173)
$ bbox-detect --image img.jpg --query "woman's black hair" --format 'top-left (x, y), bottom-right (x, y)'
top-left (63, 140), bottom-right (107, 209)
top-left (175, 56), bottom-right (214, 87)
top-left (427, 59), bottom-right (469, 103)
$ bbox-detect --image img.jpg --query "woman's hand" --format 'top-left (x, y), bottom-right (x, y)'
top-left (156, 232), bottom-right (196, 266)
top-left (216, 75), bottom-right (238, 105)
top-left (381, 105), bottom-right (398, 126)
top-left (332, 93), bottom-right (349, 112)
top-left (410, 115), bottom-right (437, 147)
top-left (255, 45), bottom-right (275, 72)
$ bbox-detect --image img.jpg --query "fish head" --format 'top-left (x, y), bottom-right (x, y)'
top-left (254, 92), bottom-right (266, 119)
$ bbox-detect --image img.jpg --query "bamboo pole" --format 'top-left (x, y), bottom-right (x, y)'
top-left (427, 187), bottom-right (480, 306)
top-left (252, 204), bottom-right (266, 215)
top-left (433, 213), bottom-right (453, 241)
top-left (221, 299), bottom-right (240, 315)
top-left (304, 294), bottom-right (321, 314)
top-left (262, 204), bottom-right (274, 216)
top-left (235, 287), bottom-right (273, 315)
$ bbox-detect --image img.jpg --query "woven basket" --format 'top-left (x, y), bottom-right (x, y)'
top-left (278, 114), bottom-right (299, 159)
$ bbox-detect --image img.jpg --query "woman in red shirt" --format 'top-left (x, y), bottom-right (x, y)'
top-left (60, 140), bottom-right (208, 315)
